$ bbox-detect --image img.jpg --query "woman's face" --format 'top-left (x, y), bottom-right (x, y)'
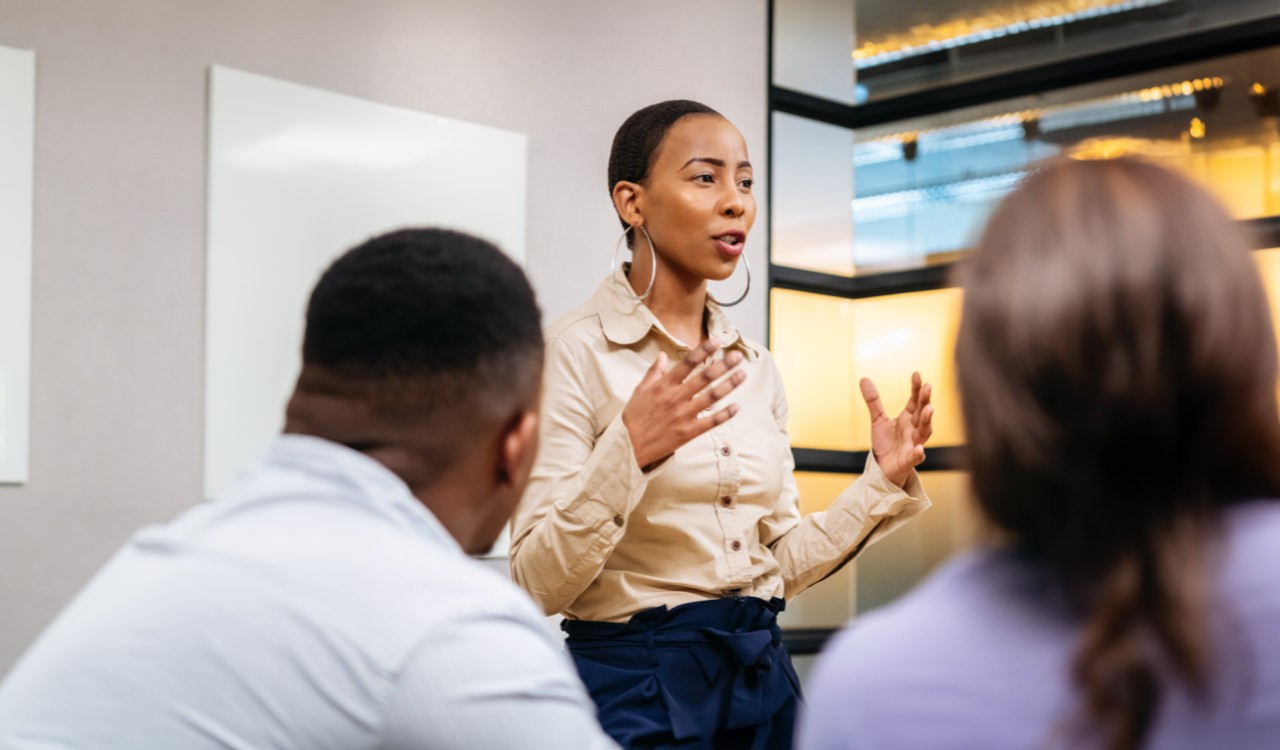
top-left (638, 115), bottom-right (756, 284)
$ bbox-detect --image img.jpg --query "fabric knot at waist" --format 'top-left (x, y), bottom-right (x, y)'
top-left (563, 597), bottom-right (801, 746)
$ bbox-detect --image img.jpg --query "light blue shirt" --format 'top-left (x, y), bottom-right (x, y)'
top-left (798, 501), bottom-right (1280, 750)
top-left (0, 435), bottom-right (618, 750)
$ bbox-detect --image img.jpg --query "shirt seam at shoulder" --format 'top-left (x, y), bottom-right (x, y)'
top-left (545, 308), bottom-right (604, 344)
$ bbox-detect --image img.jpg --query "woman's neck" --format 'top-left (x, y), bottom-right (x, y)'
top-left (628, 260), bottom-right (708, 348)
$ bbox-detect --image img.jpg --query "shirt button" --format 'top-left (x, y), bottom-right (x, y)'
top-left (731, 540), bottom-right (742, 551)
top-left (720, 496), bottom-right (734, 507)
top-left (720, 446), bottom-right (731, 457)
top-left (613, 515), bottom-right (624, 527)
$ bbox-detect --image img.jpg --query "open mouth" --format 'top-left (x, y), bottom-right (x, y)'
top-left (714, 231), bottom-right (746, 248)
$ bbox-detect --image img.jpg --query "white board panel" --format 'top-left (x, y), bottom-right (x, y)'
top-left (205, 66), bottom-right (527, 499)
top-left (0, 45), bottom-right (35, 485)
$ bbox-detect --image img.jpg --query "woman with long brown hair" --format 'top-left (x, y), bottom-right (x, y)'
top-left (799, 157), bottom-right (1280, 750)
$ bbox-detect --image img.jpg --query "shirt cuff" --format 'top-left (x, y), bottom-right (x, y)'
top-left (827, 453), bottom-right (932, 549)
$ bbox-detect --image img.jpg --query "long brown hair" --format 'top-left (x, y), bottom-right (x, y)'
top-left (955, 157), bottom-right (1280, 750)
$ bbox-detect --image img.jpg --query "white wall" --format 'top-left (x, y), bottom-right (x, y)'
top-left (0, 0), bottom-right (768, 673)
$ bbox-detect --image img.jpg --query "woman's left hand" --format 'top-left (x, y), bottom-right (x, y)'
top-left (860, 372), bottom-right (933, 488)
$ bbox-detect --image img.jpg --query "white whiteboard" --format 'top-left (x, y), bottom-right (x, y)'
top-left (205, 66), bottom-right (527, 498)
top-left (0, 45), bottom-right (34, 485)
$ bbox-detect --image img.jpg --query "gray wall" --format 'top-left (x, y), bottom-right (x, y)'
top-left (0, 0), bottom-right (768, 673)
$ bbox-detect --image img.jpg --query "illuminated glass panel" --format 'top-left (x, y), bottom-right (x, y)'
top-left (770, 289), bottom-right (858, 451)
top-left (855, 0), bottom-right (1278, 103)
top-left (851, 45), bottom-right (1280, 273)
top-left (771, 112), bottom-right (856, 276)
top-left (847, 288), bottom-right (964, 451)
top-left (792, 470), bottom-right (859, 518)
top-left (770, 287), bottom-right (964, 451)
top-left (774, 0), bottom-right (855, 104)
top-left (1252, 249), bottom-right (1280, 400)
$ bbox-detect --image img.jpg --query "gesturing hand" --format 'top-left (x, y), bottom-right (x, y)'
top-left (860, 372), bottom-right (934, 488)
top-left (622, 338), bottom-right (747, 470)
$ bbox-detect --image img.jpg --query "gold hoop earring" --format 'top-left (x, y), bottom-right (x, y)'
top-left (610, 225), bottom-right (657, 301)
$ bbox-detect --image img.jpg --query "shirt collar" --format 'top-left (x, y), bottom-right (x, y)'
top-left (592, 264), bottom-right (760, 361)
top-left (263, 434), bottom-right (464, 556)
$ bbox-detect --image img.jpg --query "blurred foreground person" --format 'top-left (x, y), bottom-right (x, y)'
top-left (799, 158), bottom-right (1280, 750)
top-left (0, 229), bottom-right (618, 750)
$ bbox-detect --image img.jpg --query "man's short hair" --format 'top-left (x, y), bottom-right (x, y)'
top-left (303, 228), bottom-right (543, 419)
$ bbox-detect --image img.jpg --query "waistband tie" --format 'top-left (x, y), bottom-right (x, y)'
top-left (564, 597), bottom-right (800, 746)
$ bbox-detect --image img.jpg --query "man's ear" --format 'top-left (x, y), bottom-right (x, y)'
top-left (497, 410), bottom-right (539, 491)
top-left (611, 180), bottom-right (644, 228)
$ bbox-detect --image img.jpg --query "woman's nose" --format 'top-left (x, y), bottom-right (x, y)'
top-left (720, 188), bottom-right (745, 217)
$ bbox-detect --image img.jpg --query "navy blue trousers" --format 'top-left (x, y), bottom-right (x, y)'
top-left (563, 597), bottom-right (802, 750)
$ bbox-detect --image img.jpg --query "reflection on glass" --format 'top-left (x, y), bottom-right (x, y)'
top-left (855, 470), bottom-right (984, 614)
top-left (771, 112), bottom-right (856, 276)
top-left (770, 288), bottom-right (965, 451)
top-left (852, 45), bottom-right (1280, 273)
top-left (780, 471), bottom-right (860, 630)
top-left (854, 0), bottom-right (1279, 102)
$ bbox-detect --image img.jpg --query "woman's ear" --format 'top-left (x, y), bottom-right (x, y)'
top-left (612, 181), bottom-right (644, 228)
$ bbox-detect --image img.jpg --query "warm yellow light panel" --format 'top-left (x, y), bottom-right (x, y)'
top-left (1252, 249), bottom-right (1280, 394)
top-left (771, 287), bottom-right (965, 451)
top-left (849, 288), bottom-right (964, 451)
top-left (1074, 139), bottom-right (1280, 220)
top-left (770, 289), bottom-right (858, 450)
top-left (1189, 145), bottom-right (1269, 219)
top-left (1270, 143), bottom-right (1280, 217)
top-left (793, 470), bottom-right (859, 517)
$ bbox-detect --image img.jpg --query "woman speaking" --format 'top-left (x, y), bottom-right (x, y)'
top-left (510, 100), bottom-right (933, 750)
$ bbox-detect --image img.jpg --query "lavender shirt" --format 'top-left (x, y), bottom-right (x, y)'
top-left (798, 501), bottom-right (1280, 750)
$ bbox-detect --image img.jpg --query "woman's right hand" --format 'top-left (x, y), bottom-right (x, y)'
top-left (622, 338), bottom-right (746, 470)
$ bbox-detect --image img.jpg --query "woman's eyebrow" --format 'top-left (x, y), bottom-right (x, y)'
top-left (680, 157), bottom-right (753, 169)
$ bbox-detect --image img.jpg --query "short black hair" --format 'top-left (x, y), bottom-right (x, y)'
top-left (608, 99), bottom-right (720, 238)
top-left (303, 228), bottom-right (543, 417)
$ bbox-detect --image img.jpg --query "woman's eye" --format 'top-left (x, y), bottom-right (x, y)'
top-left (740, 178), bottom-right (754, 189)
top-left (695, 174), bottom-right (714, 183)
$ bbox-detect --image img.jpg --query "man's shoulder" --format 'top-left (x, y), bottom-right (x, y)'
top-left (414, 553), bottom-right (543, 616)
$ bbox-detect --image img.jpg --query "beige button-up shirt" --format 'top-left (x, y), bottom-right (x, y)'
top-left (509, 267), bottom-right (931, 622)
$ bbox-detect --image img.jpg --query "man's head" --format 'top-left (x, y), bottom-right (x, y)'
top-left (284, 228), bottom-right (544, 554)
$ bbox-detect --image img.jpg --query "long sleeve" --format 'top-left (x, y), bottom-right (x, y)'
top-left (758, 361), bottom-right (932, 599)
top-left (508, 331), bottom-right (667, 615)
